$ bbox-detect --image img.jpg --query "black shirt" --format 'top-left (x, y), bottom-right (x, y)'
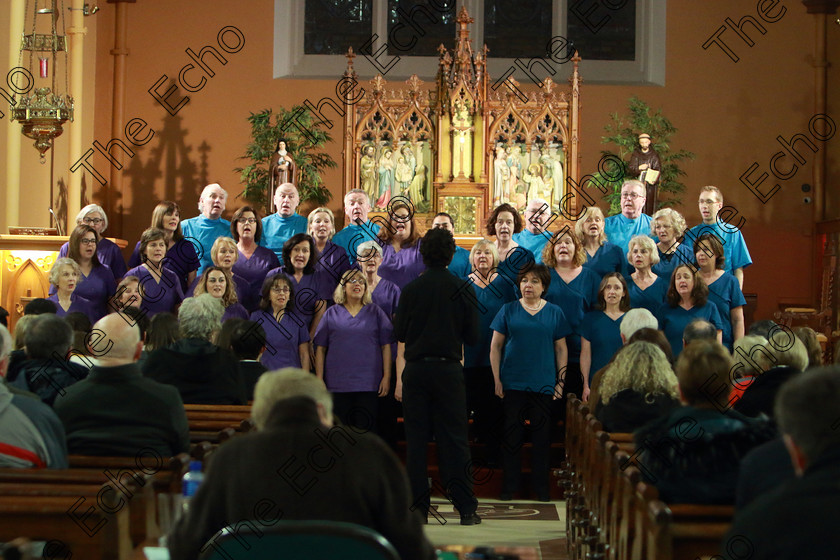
top-left (394, 267), bottom-right (478, 362)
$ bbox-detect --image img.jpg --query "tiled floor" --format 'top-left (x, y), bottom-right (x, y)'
top-left (424, 499), bottom-right (568, 559)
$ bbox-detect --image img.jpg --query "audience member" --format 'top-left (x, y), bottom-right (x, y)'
top-left (656, 264), bottom-right (724, 357)
top-left (633, 340), bottom-right (774, 504)
top-left (144, 312), bottom-right (180, 352)
top-left (793, 326), bottom-right (822, 369)
top-left (54, 314), bottom-right (189, 457)
top-left (231, 205), bottom-right (280, 311)
top-left (143, 295), bottom-right (244, 405)
top-left (260, 183), bottom-right (308, 263)
top-left (180, 183), bottom-right (231, 274)
top-left (748, 319), bottom-right (778, 339)
top-left (726, 366), bottom-right (840, 558)
top-left (577, 206), bottom-right (626, 277)
top-left (433, 212), bottom-right (471, 276)
top-left (627, 327), bottom-right (674, 363)
top-left (0, 306), bottom-right (7, 327)
top-left (167, 369), bottom-right (435, 560)
top-left (595, 341), bottom-right (679, 433)
top-left (23, 298), bottom-right (57, 315)
top-left (58, 204), bottom-right (127, 279)
top-left (604, 179), bottom-right (652, 255)
top-left (512, 199), bottom-right (551, 265)
top-left (625, 235), bottom-right (668, 313)
top-left (651, 208), bottom-right (693, 280)
top-left (0, 324), bottom-right (67, 468)
top-left (227, 319), bottom-right (267, 400)
top-left (331, 189), bottom-right (381, 266)
top-left (683, 318), bottom-right (718, 346)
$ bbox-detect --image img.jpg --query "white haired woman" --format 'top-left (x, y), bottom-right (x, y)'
top-left (47, 258), bottom-right (97, 322)
top-left (626, 235), bottom-right (669, 313)
top-left (651, 208), bottom-right (693, 280)
top-left (314, 269), bottom-right (393, 432)
top-left (58, 204), bottom-right (127, 279)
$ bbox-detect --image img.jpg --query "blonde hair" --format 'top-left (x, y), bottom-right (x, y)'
top-left (469, 239), bottom-right (500, 271)
top-left (308, 207), bottom-right (336, 239)
top-left (49, 258), bottom-right (81, 286)
top-left (253, 368), bottom-right (333, 430)
top-left (599, 342), bottom-right (679, 405)
top-left (574, 206), bottom-right (607, 245)
top-left (767, 327), bottom-right (809, 371)
top-left (211, 236), bottom-right (239, 267)
top-left (651, 208), bottom-right (687, 238)
top-left (627, 235), bottom-right (660, 266)
top-left (193, 266), bottom-right (239, 307)
top-left (332, 269), bottom-right (372, 306)
top-left (732, 335), bottom-right (772, 377)
top-left (700, 186), bottom-right (723, 204)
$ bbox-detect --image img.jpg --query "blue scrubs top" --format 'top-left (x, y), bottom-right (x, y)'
top-left (180, 215), bottom-right (232, 275)
top-left (579, 310), bottom-right (624, 383)
top-left (491, 301), bottom-right (572, 394)
top-left (543, 267), bottom-right (600, 363)
top-left (332, 221), bottom-right (382, 266)
top-left (448, 246), bottom-right (472, 278)
top-left (653, 243), bottom-right (696, 280)
top-left (496, 246), bottom-right (536, 288)
top-left (686, 222), bottom-right (752, 273)
top-left (260, 213), bottom-right (308, 264)
top-left (583, 242), bottom-right (628, 278)
top-left (512, 229), bottom-right (550, 264)
top-left (626, 274), bottom-right (669, 314)
top-left (656, 302), bottom-right (725, 358)
top-left (707, 272), bottom-right (747, 349)
top-left (604, 213), bottom-right (653, 256)
top-left (463, 274), bottom-right (517, 369)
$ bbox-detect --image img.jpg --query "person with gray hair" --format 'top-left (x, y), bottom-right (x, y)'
top-left (683, 318), bottom-right (718, 346)
top-left (0, 323), bottom-right (67, 468)
top-left (142, 295), bottom-right (245, 404)
top-left (604, 179), bottom-right (653, 255)
top-left (725, 366), bottom-right (840, 558)
top-left (57, 203), bottom-right (127, 279)
top-left (618, 308), bottom-right (659, 342)
top-left (54, 314), bottom-right (189, 457)
top-left (168, 368), bottom-right (435, 560)
top-left (8, 314), bottom-right (88, 405)
top-left (181, 183), bottom-right (232, 274)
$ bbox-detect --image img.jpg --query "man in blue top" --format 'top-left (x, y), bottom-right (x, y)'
top-left (432, 212), bottom-right (470, 277)
top-left (512, 198), bottom-right (552, 264)
top-left (260, 182), bottom-right (308, 263)
top-left (181, 183), bottom-right (232, 275)
top-left (604, 179), bottom-right (652, 256)
top-left (332, 189), bottom-right (381, 266)
top-left (685, 185), bottom-right (751, 289)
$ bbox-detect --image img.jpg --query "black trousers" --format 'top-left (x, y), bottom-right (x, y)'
top-left (332, 392), bottom-right (379, 434)
top-left (502, 390), bottom-right (553, 497)
top-left (376, 360), bottom-right (402, 451)
top-left (464, 366), bottom-right (503, 460)
top-left (402, 360), bottom-right (477, 518)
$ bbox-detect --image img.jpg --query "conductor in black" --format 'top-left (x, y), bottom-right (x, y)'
top-left (394, 227), bottom-right (481, 525)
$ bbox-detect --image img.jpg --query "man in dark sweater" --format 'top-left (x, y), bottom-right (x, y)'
top-left (394, 227), bottom-right (481, 525)
top-left (54, 313), bottom-right (190, 458)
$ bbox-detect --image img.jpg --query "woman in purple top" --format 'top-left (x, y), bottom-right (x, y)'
top-left (309, 207), bottom-right (351, 305)
top-left (187, 237), bottom-right (249, 303)
top-left (357, 240), bottom-right (401, 319)
top-left (249, 273), bottom-right (310, 371)
top-left (58, 204), bottom-right (127, 279)
top-left (57, 225), bottom-right (117, 322)
top-left (128, 202), bottom-right (199, 292)
top-left (376, 198), bottom-right (426, 290)
top-left (231, 206), bottom-right (279, 312)
top-left (193, 266), bottom-right (249, 322)
top-left (124, 228), bottom-right (185, 317)
top-left (265, 233), bottom-right (326, 339)
top-left (108, 275), bottom-right (143, 316)
top-left (47, 258), bottom-right (98, 323)
top-left (314, 269), bottom-right (393, 432)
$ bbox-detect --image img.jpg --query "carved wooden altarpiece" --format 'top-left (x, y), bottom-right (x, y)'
top-left (340, 6), bottom-right (581, 241)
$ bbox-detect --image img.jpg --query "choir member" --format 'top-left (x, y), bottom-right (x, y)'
top-left (332, 189), bottom-right (380, 266)
top-left (656, 264), bottom-right (724, 357)
top-left (187, 237), bottom-right (250, 304)
top-left (249, 273), bottom-right (310, 371)
top-left (180, 183), bottom-right (231, 274)
top-left (125, 228), bottom-right (185, 317)
top-left (230, 205), bottom-right (279, 311)
top-left (314, 269), bottom-right (393, 432)
top-left (128, 201), bottom-right (199, 292)
top-left (260, 183), bottom-right (308, 263)
top-left (488, 203), bottom-right (534, 284)
top-left (109, 275), bottom-right (143, 315)
top-left (377, 199), bottom-right (426, 290)
top-left (604, 179), bottom-right (652, 255)
top-left (651, 207), bottom-right (693, 280)
top-left (193, 266), bottom-right (249, 322)
top-left (580, 273), bottom-right (629, 400)
top-left (577, 206), bottom-right (627, 277)
top-left (626, 235), bottom-right (669, 313)
top-left (266, 233), bottom-right (325, 337)
top-left (308, 207), bottom-right (351, 305)
top-left (58, 204), bottom-right (127, 279)
top-left (694, 233), bottom-right (746, 350)
top-left (432, 212), bottom-right (471, 277)
top-left (490, 263), bottom-right (570, 501)
top-left (512, 199), bottom-right (551, 264)
top-left (47, 258), bottom-right (97, 322)
top-left (59, 225), bottom-right (117, 322)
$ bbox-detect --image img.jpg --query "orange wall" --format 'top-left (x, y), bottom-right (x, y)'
top-left (82, 0), bottom-right (837, 322)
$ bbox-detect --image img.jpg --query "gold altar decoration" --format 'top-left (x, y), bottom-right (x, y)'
top-left (341, 6), bottom-right (581, 238)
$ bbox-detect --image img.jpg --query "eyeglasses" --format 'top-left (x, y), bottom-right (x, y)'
top-left (271, 286), bottom-right (290, 293)
top-left (83, 217), bottom-right (104, 225)
top-left (621, 192), bottom-right (644, 200)
top-left (80, 238), bottom-right (97, 245)
top-left (237, 218), bottom-right (257, 224)
top-left (345, 278), bottom-right (365, 285)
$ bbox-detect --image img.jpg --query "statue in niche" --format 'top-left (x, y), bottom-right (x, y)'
top-left (493, 145), bottom-right (510, 206)
top-left (627, 132), bottom-right (661, 214)
top-left (507, 145), bottom-right (523, 197)
top-left (376, 148), bottom-right (395, 209)
top-left (409, 159), bottom-right (427, 203)
top-left (360, 144), bottom-right (377, 201)
top-left (523, 163), bottom-right (549, 205)
top-left (451, 99), bottom-right (474, 179)
top-left (268, 139), bottom-right (296, 205)
top-left (395, 145), bottom-right (415, 195)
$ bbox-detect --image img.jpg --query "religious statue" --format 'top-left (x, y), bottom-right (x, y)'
top-left (493, 145), bottom-right (510, 205)
top-left (376, 148), bottom-right (395, 209)
top-left (395, 155), bottom-right (413, 194)
top-left (627, 133), bottom-right (661, 215)
top-left (507, 145), bottom-right (522, 197)
top-left (268, 139), bottom-right (296, 209)
top-left (409, 159), bottom-right (427, 203)
top-left (523, 163), bottom-right (548, 204)
top-left (360, 144), bottom-right (377, 201)
top-left (451, 99), bottom-right (474, 179)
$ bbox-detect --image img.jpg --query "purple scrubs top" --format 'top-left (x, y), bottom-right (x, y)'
top-left (186, 272), bottom-right (250, 307)
top-left (371, 278), bottom-right (401, 358)
top-left (128, 239), bottom-right (200, 292)
top-left (313, 241), bottom-right (352, 303)
top-left (59, 238), bottom-right (127, 280)
top-left (48, 292), bottom-right (99, 324)
top-left (62, 265), bottom-right (117, 322)
top-left (378, 241), bottom-right (426, 290)
top-left (249, 309), bottom-right (310, 370)
top-left (125, 265), bottom-right (185, 317)
top-left (313, 304), bottom-right (394, 393)
top-left (232, 246), bottom-right (280, 312)
top-left (222, 302), bottom-right (249, 322)
top-left (265, 270), bottom-right (323, 330)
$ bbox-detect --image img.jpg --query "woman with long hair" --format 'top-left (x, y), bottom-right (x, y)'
top-left (656, 264), bottom-right (724, 357)
top-left (579, 273), bottom-right (630, 400)
top-left (128, 201), bottom-right (199, 291)
top-left (193, 266), bottom-right (249, 322)
top-left (230, 205), bottom-right (279, 312)
top-left (249, 273), bottom-right (310, 371)
top-left (56, 224), bottom-right (117, 321)
top-left (376, 199), bottom-right (425, 290)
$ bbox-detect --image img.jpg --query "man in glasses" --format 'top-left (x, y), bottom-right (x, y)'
top-left (261, 182), bottom-right (307, 264)
top-left (604, 179), bottom-right (653, 255)
top-left (512, 198), bottom-right (552, 264)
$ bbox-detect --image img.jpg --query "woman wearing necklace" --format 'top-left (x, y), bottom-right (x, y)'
top-left (249, 274), bottom-right (310, 371)
top-left (651, 208), bottom-right (693, 280)
top-left (626, 235), bottom-right (669, 313)
top-left (577, 206), bottom-right (627, 277)
top-left (490, 263), bottom-right (571, 502)
top-left (231, 205), bottom-right (280, 312)
top-left (125, 228), bottom-right (185, 317)
top-left (694, 233), bottom-right (745, 350)
top-left (314, 269), bottom-right (393, 432)
top-left (486, 203), bottom-right (535, 285)
top-left (309, 207), bottom-right (351, 306)
top-left (57, 224), bottom-right (117, 322)
top-left (580, 273), bottom-right (630, 401)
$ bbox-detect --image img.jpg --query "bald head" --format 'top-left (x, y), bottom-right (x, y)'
top-left (90, 313), bottom-right (143, 365)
